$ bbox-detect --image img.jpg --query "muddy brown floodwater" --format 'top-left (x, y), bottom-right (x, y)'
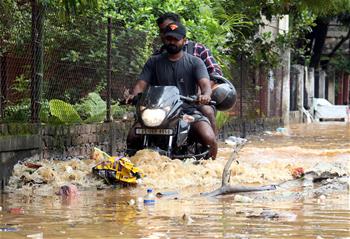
top-left (1, 123), bottom-right (349, 239)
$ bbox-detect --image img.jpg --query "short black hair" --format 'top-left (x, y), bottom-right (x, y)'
top-left (156, 12), bottom-right (181, 26)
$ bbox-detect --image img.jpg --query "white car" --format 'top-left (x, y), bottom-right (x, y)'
top-left (312, 98), bottom-right (350, 122)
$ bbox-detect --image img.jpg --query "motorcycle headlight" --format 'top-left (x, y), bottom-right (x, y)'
top-left (141, 109), bottom-right (166, 127)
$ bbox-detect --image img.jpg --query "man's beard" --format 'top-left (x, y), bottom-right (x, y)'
top-left (165, 44), bottom-right (182, 54)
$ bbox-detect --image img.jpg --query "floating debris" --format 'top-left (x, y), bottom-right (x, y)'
top-left (290, 167), bottom-right (305, 178)
top-left (27, 232), bottom-right (43, 239)
top-left (128, 199), bottom-right (135, 206)
top-left (317, 194), bottom-right (326, 204)
top-left (92, 148), bottom-right (143, 185)
top-left (225, 136), bottom-right (247, 147)
top-left (246, 209), bottom-right (297, 221)
top-left (0, 227), bottom-right (19, 232)
top-left (156, 191), bottom-right (178, 198)
top-left (182, 213), bottom-right (194, 224)
top-left (8, 207), bottom-right (24, 214)
top-left (234, 194), bottom-right (253, 203)
top-left (56, 184), bottom-right (78, 197)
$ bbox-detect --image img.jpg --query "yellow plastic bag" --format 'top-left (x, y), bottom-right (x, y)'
top-left (92, 148), bottom-right (142, 184)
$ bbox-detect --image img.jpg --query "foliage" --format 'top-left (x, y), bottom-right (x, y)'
top-left (2, 0), bottom-right (350, 125)
top-left (111, 29), bottom-right (153, 78)
top-left (49, 99), bottom-right (83, 124)
top-left (1, 88), bottom-right (131, 124)
top-left (1, 74), bottom-right (31, 123)
top-left (74, 92), bottom-right (106, 120)
top-left (219, 1), bottom-right (316, 68)
top-left (1, 0), bottom-right (248, 82)
top-left (290, 0), bottom-right (350, 17)
top-left (2, 0), bottom-right (349, 71)
top-left (277, 0), bottom-right (350, 68)
top-left (216, 0), bottom-right (349, 69)
top-left (0, 0), bottom-right (31, 55)
top-left (111, 103), bottom-right (133, 120)
top-left (2, 100), bottom-right (31, 123)
top-left (330, 54), bottom-right (350, 74)
top-left (98, 0), bottom-right (249, 77)
top-left (215, 111), bottom-right (231, 130)
top-left (58, 0), bottom-right (99, 15)
top-left (11, 74), bottom-right (30, 95)
top-left (74, 93), bottom-right (133, 123)
top-left (284, 10), bottom-right (316, 65)
top-left (39, 100), bottom-right (51, 123)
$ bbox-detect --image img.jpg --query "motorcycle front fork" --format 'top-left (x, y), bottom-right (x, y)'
top-left (142, 135), bottom-right (174, 157)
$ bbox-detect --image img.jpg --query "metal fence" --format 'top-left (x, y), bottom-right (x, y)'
top-left (0, 2), bottom-right (284, 126)
top-left (1, 6), bottom-right (142, 124)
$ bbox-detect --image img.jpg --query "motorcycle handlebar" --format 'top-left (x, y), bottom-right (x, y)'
top-left (180, 95), bottom-right (216, 105)
top-left (123, 94), bottom-right (216, 106)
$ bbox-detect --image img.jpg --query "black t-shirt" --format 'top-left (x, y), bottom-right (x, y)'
top-left (139, 52), bottom-right (209, 96)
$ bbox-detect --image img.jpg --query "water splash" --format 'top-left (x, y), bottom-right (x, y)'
top-left (6, 123), bottom-right (350, 195)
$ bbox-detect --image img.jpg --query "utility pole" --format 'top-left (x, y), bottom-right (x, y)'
top-left (279, 15), bottom-right (291, 126)
top-left (30, 0), bottom-right (44, 123)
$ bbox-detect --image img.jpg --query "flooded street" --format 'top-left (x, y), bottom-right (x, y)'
top-left (1, 123), bottom-right (349, 238)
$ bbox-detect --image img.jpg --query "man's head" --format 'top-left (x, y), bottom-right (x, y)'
top-left (163, 22), bottom-right (186, 54)
top-left (156, 12), bottom-right (181, 42)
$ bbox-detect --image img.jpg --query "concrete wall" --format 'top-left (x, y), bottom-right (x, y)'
top-left (327, 70), bottom-right (336, 104)
top-left (41, 122), bottom-right (131, 159)
top-left (221, 117), bottom-right (283, 139)
top-left (0, 121), bottom-right (132, 189)
top-left (289, 111), bottom-right (302, 124)
top-left (305, 68), bottom-right (315, 109)
top-left (319, 70), bottom-right (327, 99)
top-left (0, 135), bottom-right (40, 188)
top-left (259, 15), bottom-right (290, 125)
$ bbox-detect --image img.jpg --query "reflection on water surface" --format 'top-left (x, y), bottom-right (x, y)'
top-left (1, 123), bottom-right (349, 238)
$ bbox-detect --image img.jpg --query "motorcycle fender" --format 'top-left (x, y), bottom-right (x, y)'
top-left (176, 119), bottom-right (189, 147)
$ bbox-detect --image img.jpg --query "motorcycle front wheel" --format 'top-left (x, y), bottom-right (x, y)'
top-left (171, 143), bottom-right (210, 160)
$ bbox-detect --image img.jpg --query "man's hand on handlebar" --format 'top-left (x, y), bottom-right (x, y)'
top-left (122, 88), bottom-right (135, 105)
top-left (198, 94), bottom-right (211, 105)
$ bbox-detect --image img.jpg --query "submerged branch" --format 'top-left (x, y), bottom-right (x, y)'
top-left (201, 184), bottom-right (277, 197)
top-left (202, 142), bottom-right (277, 197)
top-left (221, 143), bottom-right (244, 186)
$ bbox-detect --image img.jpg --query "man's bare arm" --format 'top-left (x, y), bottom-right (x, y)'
top-left (197, 77), bottom-right (212, 104)
top-left (131, 80), bottom-right (148, 96)
top-left (125, 80), bottom-right (148, 104)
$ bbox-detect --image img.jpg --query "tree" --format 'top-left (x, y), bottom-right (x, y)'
top-left (285, 0), bottom-right (350, 68)
top-left (216, 0), bottom-right (350, 69)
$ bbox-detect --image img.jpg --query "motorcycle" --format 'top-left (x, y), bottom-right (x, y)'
top-left (126, 85), bottom-right (215, 160)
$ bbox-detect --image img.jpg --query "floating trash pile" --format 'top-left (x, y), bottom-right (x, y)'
top-left (6, 156), bottom-right (105, 195)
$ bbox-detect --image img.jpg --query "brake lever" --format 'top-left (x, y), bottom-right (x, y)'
top-left (209, 100), bottom-right (216, 105)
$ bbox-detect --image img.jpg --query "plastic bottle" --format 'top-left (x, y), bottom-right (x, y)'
top-left (143, 188), bottom-right (156, 205)
top-left (276, 127), bottom-right (286, 133)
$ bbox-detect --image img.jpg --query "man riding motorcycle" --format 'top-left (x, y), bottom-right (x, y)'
top-left (126, 22), bottom-right (218, 159)
top-left (156, 12), bottom-right (222, 136)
